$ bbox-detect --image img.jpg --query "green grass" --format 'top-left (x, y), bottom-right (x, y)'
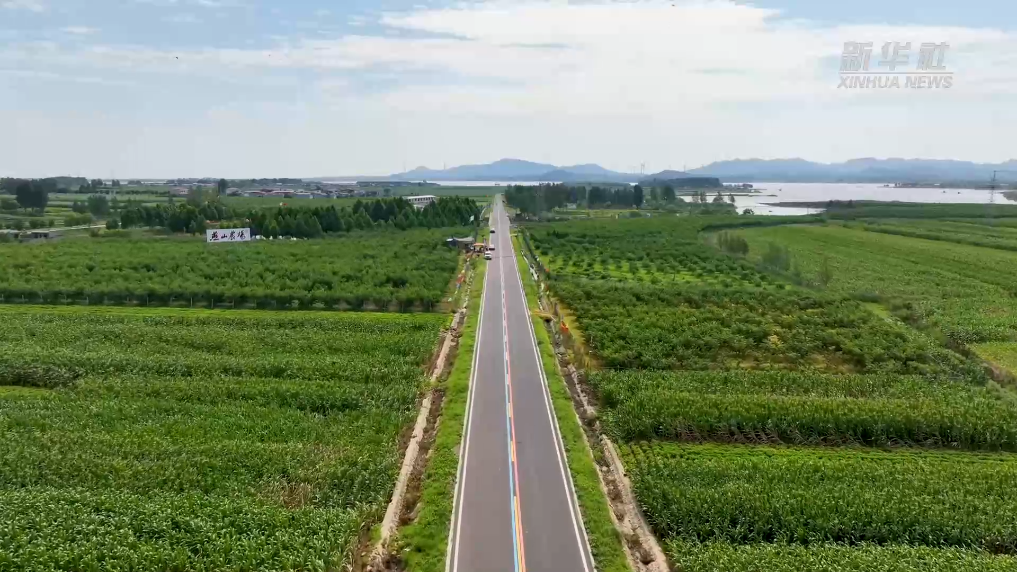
top-left (972, 342), bottom-right (1017, 378)
top-left (398, 258), bottom-right (486, 572)
top-left (514, 234), bottom-right (630, 572)
top-left (0, 305), bottom-right (445, 571)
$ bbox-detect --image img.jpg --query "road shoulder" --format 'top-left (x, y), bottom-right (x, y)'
top-left (394, 257), bottom-right (488, 572)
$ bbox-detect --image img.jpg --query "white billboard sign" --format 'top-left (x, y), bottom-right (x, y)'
top-left (206, 228), bottom-right (251, 243)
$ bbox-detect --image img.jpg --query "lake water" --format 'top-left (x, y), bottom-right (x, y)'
top-left (416, 181), bottom-right (1017, 215)
top-left (729, 183), bottom-right (1017, 215)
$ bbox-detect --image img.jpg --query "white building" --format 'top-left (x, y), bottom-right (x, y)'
top-left (406, 195), bottom-right (437, 209)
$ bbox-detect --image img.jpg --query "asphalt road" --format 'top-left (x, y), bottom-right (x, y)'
top-left (448, 198), bottom-right (595, 572)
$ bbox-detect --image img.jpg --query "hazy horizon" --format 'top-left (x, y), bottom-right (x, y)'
top-left (12, 155), bottom-right (1012, 182)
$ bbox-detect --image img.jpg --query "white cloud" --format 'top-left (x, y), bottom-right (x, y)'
top-left (164, 12), bottom-right (200, 24)
top-left (191, 0), bottom-right (241, 7)
top-left (1, 0), bottom-right (44, 12)
top-left (0, 68), bottom-right (135, 86)
top-left (135, 0), bottom-right (241, 7)
top-left (61, 26), bottom-right (98, 35)
top-left (2, 0), bottom-right (1016, 176)
top-left (19, 0), bottom-right (1015, 105)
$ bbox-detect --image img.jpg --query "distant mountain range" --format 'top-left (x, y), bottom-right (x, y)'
top-left (387, 159), bottom-right (642, 183)
top-left (318, 157), bottom-right (1017, 184)
top-left (688, 158), bottom-right (1017, 183)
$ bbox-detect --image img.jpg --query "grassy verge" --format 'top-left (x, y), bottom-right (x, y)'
top-left (512, 233), bottom-right (631, 572)
top-left (974, 342), bottom-right (1017, 377)
top-left (397, 258), bottom-right (487, 572)
top-left (443, 253), bottom-right (470, 318)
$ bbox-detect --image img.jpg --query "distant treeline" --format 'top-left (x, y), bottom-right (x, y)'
top-left (505, 184), bottom-right (644, 214)
top-left (0, 177), bottom-right (88, 193)
top-left (505, 183), bottom-right (738, 216)
top-left (113, 196), bottom-right (481, 237)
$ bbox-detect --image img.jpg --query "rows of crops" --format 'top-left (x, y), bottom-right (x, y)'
top-left (524, 215), bottom-right (1017, 569)
top-left (591, 370), bottom-right (1015, 449)
top-left (555, 280), bottom-right (956, 373)
top-left (664, 542), bottom-right (1017, 572)
top-left (624, 444), bottom-right (1017, 550)
top-left (530, 218), bottom-right (772, 287)
top-left (529, 219), bottom-right (956, 373)
top-left (0, 306), bottom-right (444, 570)
top-left (0, 229), bottom-right (461, 311)
top-left (734, 224), bottom-right (1017, 343)
top-left (854, 218), bottom-right (1017, 252)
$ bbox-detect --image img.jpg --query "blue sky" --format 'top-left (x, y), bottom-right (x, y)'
top-left (2, 0), bottom-right (1015, 177)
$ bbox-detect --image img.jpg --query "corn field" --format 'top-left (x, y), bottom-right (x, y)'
top-left (622, 443), bottom-right (1017, 553)
top-left (0, 305), bottom-right (444, 570)
top-left (519, 215), bottom-right (1017, 570)
top-left (591, 370), bottom-right (1017, 450)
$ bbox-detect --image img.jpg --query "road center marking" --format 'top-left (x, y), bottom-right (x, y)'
top-left (499, 218), bottom-right (527, 572)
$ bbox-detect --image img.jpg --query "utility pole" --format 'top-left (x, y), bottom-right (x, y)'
top-left (987, 170), bottom-right (1017, 227)
top-left (990, 169), bottom-right (1017, 204)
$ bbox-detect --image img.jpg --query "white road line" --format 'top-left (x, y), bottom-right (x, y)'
top-left (447, 250), bottom-right (491, 572)
top-left (509, 219), bottom-right (595, 572)
top-left (500, 247), bottom-right (525, 572)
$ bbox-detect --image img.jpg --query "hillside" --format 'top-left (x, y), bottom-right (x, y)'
top-left (389, 159), bottom-right (640, 183)
top-left (690, 158), bottom-right (1017, 183)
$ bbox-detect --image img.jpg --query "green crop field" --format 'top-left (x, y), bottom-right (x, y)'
top-left (0, 229), bottom-right (461, 311)
top-left (221, 195), bottom-right (363, 210)
top-left (526, 218), bottom-right (957, 373)
top-left (519, 212), bottom-right (1017, 570)
top-left (623, 444), bottom-right (1017, 551)
top-left (734, 224), bottom-right (1017, 344)
top-left (854, 218), bottom-right (1017, 251)
top-left (0, 305), bottom-right (444, 570)
top-left (664, 542), bottom-right (1017, 572)
top-left (553, 280), bottom-right (954, 373)
top-left (591, 370), bottom-right (1015, 449)
top-left (391, 186), bottom-right (497, 199)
